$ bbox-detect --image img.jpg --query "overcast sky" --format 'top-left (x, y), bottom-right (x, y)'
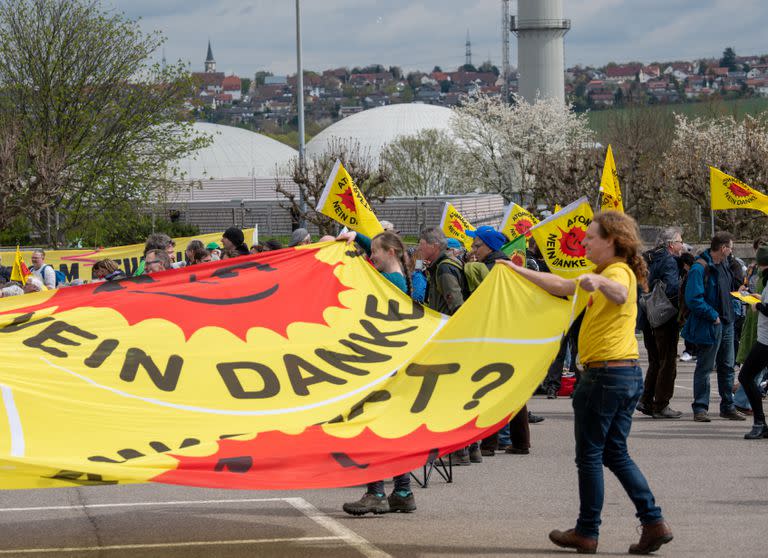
top-left (109, 0), bottom-right (765, 77)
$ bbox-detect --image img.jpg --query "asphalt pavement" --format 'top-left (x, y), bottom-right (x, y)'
top-left (0, 345), bottom-right (765, 557)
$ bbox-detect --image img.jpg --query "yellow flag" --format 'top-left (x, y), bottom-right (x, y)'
top-left (499, 203), bottom-right (538, 239)
top-left (317, 160), bottom-right (384, 237)
top-left (9, 246), bottom-right (31, 285)
top-left (439, 203), bottom-right (475, 249)
top-left (530, 197), bottom-right (595, 279)
top-left (600, 145), bottom-right (624, 212)
top-left (710, 167), bottom-right (768, 215)
top-left (554, 204), bottom-right (562, 213)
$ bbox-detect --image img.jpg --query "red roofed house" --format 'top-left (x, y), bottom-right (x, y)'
top-left (222, 75), bottom-right (242, 102)
top-left (604, 64), bottom-right (641, 83)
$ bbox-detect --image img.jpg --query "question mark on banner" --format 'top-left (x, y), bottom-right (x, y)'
top-left (464, 363), bottom-right (515, 410)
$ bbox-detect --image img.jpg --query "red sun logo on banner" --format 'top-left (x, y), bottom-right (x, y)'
top-left (558, 227), bottom-right (587, 258)
top-left (450, 219), bottom-right (464, 233)
top-left (337, 187), bottom-right (357, 213)
top-left (728, 182), bottom-right (751, 198)
top-left (2, 248), bottom-right (349, 340)
top-left (513, 219), bottom-right (534, 237)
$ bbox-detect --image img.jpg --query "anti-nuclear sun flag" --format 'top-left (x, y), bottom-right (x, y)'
top-left (0, 242), bottom-right (573, 490)
top-left (600, 145), bottom-right (624, 213)
top-left (710, 167), bottom-right (768, 215)
top-left (318, 160), bottom-right (384, 238)
top-left (530, 197), bottom-right (595, 279)
top-left (439, 203), bottom-right (475, 250)
top-left (499, 203), bottom-right (539, 239)
top-left (2, 229), bottom-right (257, 284)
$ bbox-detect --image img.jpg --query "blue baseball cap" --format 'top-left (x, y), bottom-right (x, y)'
top-left (446, 238), bottom-right (463, 249)
top-left (466, 226), bottom-right (507, 252)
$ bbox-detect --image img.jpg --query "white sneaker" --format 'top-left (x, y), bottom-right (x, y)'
top-left (680, 352), bottom-right (693, 362)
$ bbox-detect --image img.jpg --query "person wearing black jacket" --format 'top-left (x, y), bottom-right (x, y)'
top-left (638, 228), bottom-right (685, 419)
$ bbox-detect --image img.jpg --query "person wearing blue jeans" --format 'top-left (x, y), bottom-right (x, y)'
top-left (502, 211), bottom-right (672, 554)
top-left (682, 232), bottom-right (746, 422)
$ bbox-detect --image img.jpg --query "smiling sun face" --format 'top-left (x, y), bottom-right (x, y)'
top-left (558, 227), bottom-right (586, 258)
top-left (2, 247), bottom-right (349, 340)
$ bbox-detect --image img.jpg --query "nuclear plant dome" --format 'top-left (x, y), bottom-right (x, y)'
top-left (306, 104), bottom-right (455, 166)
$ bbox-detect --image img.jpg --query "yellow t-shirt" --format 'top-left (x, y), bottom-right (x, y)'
top-left (577, 261), bottom-right (639, 364)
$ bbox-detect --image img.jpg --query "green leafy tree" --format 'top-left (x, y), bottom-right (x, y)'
top-left (0, 0), bottom-right (210, 245)
top-left (380, 129), bottom-right (468, 196)
top-left (720, 47), bottom-right (737, 71)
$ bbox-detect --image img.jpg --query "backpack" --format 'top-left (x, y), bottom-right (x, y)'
top-left (437, 258), bottom-right (487, 298)
top-left (678, 257), bottom-right (709, 323)
top-left (42, 264), bottom-right (66, 287)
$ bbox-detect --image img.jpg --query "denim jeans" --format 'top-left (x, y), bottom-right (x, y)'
top-left (691, 322), bottom-right (736, 415)
top-left (572, 366), bottom-right (663, 539)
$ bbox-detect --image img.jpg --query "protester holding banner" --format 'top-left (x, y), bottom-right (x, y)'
top-left (30, 249), bottom-right (57, 289)
top-left (339, 230), bottom-right (416, 515)
top-left (500, 211), bottom-right (673, 555)
top-left (418, 227), bottom-right (466, 316)
top-left (222, 226), bottom-right (250, 256)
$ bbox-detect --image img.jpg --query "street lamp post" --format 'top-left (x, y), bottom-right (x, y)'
top-left (295, 0), bottom-right (307, 228)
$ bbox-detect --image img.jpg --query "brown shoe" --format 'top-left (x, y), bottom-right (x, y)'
top-left (629, 520), bottom-right (673, 554)
top-left (549, 528), bottom-right (598, 554)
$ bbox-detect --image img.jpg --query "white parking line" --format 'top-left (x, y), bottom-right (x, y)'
top-left (0, 536), bottom-right (341, 554)
top-left (0, 497), bottom-right (393, 558)
top-left (286, 497), bottom-right (392, 558)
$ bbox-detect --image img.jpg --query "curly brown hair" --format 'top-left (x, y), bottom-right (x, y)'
top-left (592, 211), bottom-right (648, 291)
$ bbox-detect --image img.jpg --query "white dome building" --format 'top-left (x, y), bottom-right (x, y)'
top-left (306, 103), bottom-right (455, 166)
top-left (170, 122), bottom-right (298, 201)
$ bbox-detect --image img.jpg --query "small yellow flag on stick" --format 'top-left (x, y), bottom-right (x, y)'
top-left (10, 246), bottom-right (31, 285)
top-left (710, 167), bottom-right (768, 215)
top-left (499, 203), bottom-right (539, 239)
top-left (599, 145), bottom-right (624, 212)
top-left (529, 198), bottom-right (595, 280)
top-left (439, 203), bottom-right (475, 249)
top-left (317, 160), bottom-right (384, 237)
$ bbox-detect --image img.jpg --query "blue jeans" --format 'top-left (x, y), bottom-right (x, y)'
top-left (572, 366), bottom-right (663, 538)
top-left (691, 322), bottom-right (736, 414)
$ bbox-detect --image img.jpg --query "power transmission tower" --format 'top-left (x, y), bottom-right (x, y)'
top-left (465, 29), bottom-right (472, 67)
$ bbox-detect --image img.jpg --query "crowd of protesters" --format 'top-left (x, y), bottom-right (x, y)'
top-left (4, 213), bottom-right (768, 553)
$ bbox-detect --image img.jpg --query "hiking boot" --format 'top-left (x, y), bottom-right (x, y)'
top-left (469, 445), bottom-right (483, 463)
top-left (546, 386), bottom-right (558, 399)
top-left (342, 493), bottom-right (389, 516)
top-left (636, 401), bottom-right (653, 416)
top-left (693, 412), bottom-right (711, 422)
top-left (720, 409), bottom-right (747, 421)
top-left (628, 520), bottom-right (673, 554)
top-left (744, 423), bottom-right (768, 439)
top-left (528, 411), bottom-right (545, 423)
top-left (652, 406), bottom-right (683, 419)
top-left (548, 528), bottom-right (598, 554)
top-left (735, 405), bottom-right (754, 416)
top-left (388, 491), bottom-right (416, 513)
top-left (451, 449), bottom-right (471, 466)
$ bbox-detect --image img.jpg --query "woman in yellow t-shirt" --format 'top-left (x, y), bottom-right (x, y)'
top-left (499, 212), bottom-right (673, 555)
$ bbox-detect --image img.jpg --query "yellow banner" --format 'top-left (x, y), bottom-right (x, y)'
top-left (530, 197), bottom-right (595, 279)
top-left (1, 229), bottom-right (256, 284)
top-left (0, 243), bottom-right (571, 490)
top-left (317, 160), bottom-right (384, 238)
top-left (439, 203), bottom-right (475, 250)
top-left (710, 167), bottom-right (768, 215)
top-left (600, 145), bottom-right (624, 212)
top-left (499, 203), bottom-right (539, 239)
top-left (731, 290), bottom-right (761, 305)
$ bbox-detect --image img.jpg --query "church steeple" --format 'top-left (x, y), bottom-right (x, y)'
top-left (205, 40), bottom-right (216, 73)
